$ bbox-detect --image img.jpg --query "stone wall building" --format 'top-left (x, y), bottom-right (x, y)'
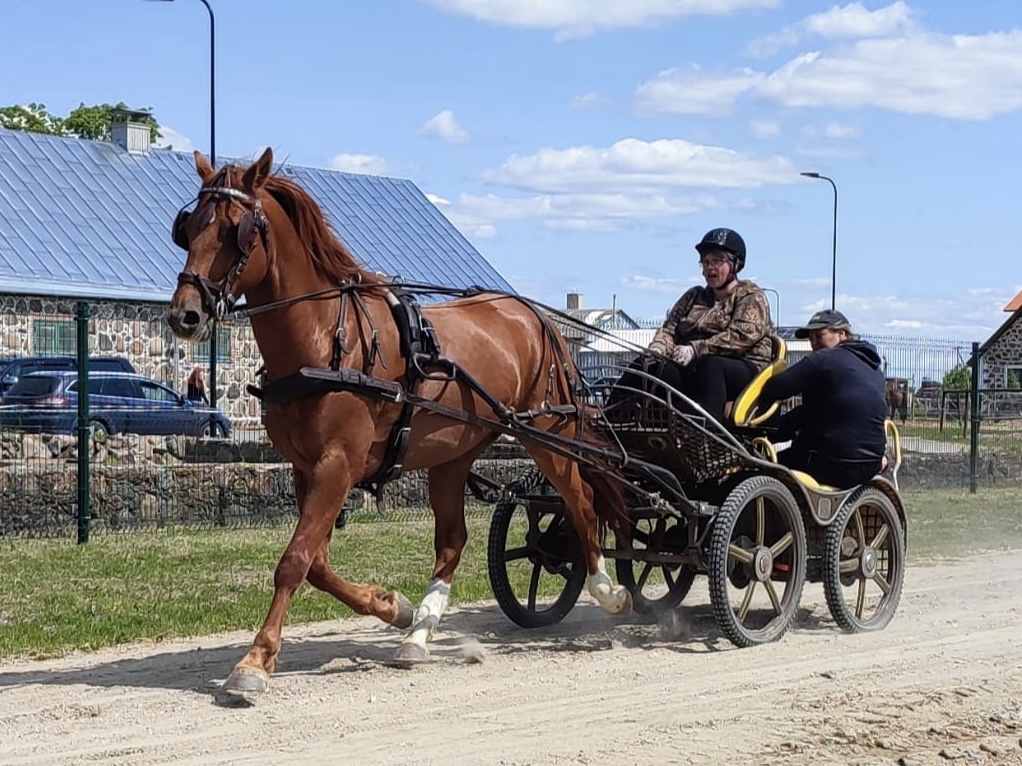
top-left (0, 123), bottom-right (512, 425)
top-left (977, 290), bottom-right (1022, 389)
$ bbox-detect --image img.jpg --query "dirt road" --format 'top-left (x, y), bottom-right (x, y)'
top-left (2, 551), bottom-right (1021, 766)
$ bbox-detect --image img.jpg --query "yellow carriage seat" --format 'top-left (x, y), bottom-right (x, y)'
top-left (789, 470), bottom-right (837, 492)
top-left (729, 334), bottom-right (787, 428)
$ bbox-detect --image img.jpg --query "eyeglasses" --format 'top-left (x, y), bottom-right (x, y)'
top-left (699, 256), bottom-right (730, 269)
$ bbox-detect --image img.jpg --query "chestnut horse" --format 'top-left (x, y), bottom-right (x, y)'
top-left (166, 148), bottom-right (632, 693)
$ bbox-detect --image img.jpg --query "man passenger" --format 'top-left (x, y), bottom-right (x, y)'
top-left (759, 310), bottom-right (887, 489)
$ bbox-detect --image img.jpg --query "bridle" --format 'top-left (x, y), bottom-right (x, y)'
top-left (172, 184), bottom-right (270, 319)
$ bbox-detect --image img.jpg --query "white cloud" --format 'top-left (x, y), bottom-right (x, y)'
top-left (750, 119), bottom-right (781, 138)
top-left (642, 29), bottom-right (1022, 120)
top-left (622, 275), bottom-right (703, 294)
top-left (636, 66), bottom-right (765, 115)
top-left (154, 126), bottom-right (194, 153)
top-left (791, 277), bottom-right (831, 288)
top-left (747, 1), bottom-right (916, 57)
top-left (329, 153), bottom-right (390, 175)
top-left (420, 109), bottom-right (471, 145)
top-left (569, 91), bottom-right (606, 109)
top-left (824, 121), bottom-right (860, 138)
top-left (782, 285), bottom-right (1020, 342)
top-left (425, 192), bottom-right (451, 207)
top-left (795, 144), bottom-right (866, 159)
top-left (449, 137), bottom-right (801, 234)
top-left (420, 0), bottom-right (780, 40)
top-left (446, 190), bottom-right (721, 235)
top-left (803, 1), bottom-right (914, 40)
top-left (483, 137), bottom-right (799, 194)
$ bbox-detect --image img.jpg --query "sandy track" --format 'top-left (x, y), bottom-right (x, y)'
top-left (2, 551), bottom-right (1021, 766)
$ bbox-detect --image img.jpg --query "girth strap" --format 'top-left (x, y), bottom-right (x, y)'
top-left (356, 288), bottom-right (444, 506)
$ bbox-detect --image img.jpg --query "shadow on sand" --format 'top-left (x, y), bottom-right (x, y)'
top-left (0, 597), bottom-right (834, 705)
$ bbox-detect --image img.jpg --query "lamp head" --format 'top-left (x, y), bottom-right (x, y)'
top-left (800, 171), bottom-right (821, 179)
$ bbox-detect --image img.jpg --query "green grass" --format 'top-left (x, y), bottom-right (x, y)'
top-left (1, 486), bottom-right (1020, 660)
top-left (902, 485), bottom-right (1022, 558)
top-left (0, 517), bottom-right (498, 660)
top-left (895, 420), bottom-right (1022, 452)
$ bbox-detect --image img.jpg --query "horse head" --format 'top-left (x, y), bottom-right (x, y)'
top-left (167, 148), bottom-right (275, 341)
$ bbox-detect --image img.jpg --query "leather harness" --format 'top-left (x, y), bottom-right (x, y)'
top-left (247, 286), bottom-right (449, 505)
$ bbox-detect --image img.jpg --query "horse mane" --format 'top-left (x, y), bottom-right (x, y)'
top-left (261, 172), bottom-right (384, 285)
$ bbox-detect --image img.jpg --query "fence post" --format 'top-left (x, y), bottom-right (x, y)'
top-left (75, 301), bottom-right (91, 543)
top-left (968, 341), bottom-right (980, 494)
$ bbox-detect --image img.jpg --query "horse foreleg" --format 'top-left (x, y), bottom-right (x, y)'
top-left (393, 450), bottom-right (482, 666)
top-left (524, 442), bottom-right (632, 617)
top-left (306, 536), bottom-right (416, 628)
top-left (224, 461), bottom-right (354, 694)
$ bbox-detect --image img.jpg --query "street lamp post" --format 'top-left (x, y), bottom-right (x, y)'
top-left (145, 0), bottom-right (219, 422)
top-left (800, 171), bottom-right (838, 311)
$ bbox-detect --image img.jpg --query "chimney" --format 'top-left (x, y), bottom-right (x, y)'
top-left (566, 291), bottom-right (583, 311)
top-left (111, 107), bottom-right (153, 154)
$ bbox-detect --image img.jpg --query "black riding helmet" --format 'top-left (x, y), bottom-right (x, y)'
top-left (695, 228), bottom-right (746, 273)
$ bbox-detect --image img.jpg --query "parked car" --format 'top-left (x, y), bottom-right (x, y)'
top-left (0, 371), bottom-right (231, 438)
top-left (0, 355), bottom-right (136, 397)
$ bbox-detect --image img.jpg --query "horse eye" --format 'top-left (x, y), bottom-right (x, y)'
top-left (201, 205), bottom-right (216, 229)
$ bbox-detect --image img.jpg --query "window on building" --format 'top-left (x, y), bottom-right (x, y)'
top-left (1007, 366), bottom-right (1022, 390)
top-left (32, 319), bottom-right (76, 355)
top-left (192, 326), bottom-right (232, 363)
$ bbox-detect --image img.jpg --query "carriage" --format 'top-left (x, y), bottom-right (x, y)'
top-left (483, 338), bottom-right (907, 648)
top-left (167, 148), bottom-right (907, 692)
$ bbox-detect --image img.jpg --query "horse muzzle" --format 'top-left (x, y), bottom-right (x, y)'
top-left (168, 286), bottom-right (214, 341)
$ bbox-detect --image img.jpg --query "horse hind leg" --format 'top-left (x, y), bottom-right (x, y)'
top-left (521, 436), bottom-right (632, 618)
top-left (393, 443), bottom-right (491, 667)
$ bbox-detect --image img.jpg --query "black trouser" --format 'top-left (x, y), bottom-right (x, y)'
top-left (657, 354), bottom-right (757, 422)
top-left (779, 448), bottom-right (881, 490)
top-left (610, 354), bottom-right (756, 423)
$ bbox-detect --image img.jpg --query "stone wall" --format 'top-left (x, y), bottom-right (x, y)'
top-left (981, 314), bottom-right (1022, 389)
top-left (0, 293), bottom-right (263, 423)
top-left (0, 432), bottom-right (533, 538)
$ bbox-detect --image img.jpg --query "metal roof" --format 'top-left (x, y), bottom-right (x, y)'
top-left (0, 128), bottom-right (513, 302)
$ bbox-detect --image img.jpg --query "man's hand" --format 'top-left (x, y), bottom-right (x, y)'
top-left (671, 344), bottom-right (695, 366)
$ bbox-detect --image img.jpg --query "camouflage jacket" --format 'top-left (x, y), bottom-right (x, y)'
top-left (648, 280), bottom-right (774, 371)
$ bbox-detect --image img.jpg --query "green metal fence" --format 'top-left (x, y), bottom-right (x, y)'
top-left (1, 302), bottom-right (1019, 541)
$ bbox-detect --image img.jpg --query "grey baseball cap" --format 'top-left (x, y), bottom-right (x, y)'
top-left (794, 309), bottom-right (852, 339)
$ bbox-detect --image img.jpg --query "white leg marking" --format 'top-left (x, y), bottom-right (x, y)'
top-left (402, 578), bottom-right (451, 650)
top-left (586, 555), bottom-right (632, 615)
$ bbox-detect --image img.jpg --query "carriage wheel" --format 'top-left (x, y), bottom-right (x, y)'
top-left (822, 487), bottom-right (905, 632)
top-left (708, 476), bottom-right (807, 647)
top-left (615, 515), bottom-right (697, 614)
top-left (486, 490), bottom-right (586, 629)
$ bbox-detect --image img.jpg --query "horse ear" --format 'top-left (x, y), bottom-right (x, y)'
top-left (194, 151), bottom-right (215, 183)
top-left (242, 147), bottom-right (274, 193)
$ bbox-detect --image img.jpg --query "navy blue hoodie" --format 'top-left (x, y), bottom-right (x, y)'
top-left (760, 339), bottom-right (887, 462)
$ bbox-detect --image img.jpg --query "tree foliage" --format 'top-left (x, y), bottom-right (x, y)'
top-left (0, 103), bottom-right (65, 135)
top-left (942, 364), bottom-right (972, 392)
top-left (0, 101), bottom-right (160, 142)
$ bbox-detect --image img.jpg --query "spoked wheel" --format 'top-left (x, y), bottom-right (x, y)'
top-left (823, 487), bottom-right (905, 632)
top-left (615, 514), bottom-right (697, 614)
top-left (708, 476), bottom-right (807, 647)
top-left (487, 486), bottom-right (586, 629)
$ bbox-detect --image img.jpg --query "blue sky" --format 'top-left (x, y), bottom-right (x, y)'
top-left (4, 0), bottom-right (1020, 340)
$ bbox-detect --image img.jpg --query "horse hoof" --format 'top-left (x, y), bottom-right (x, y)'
top-left (223, 668), bottom-right (269, 694)
top-left (390, 593), bottom-right (415, 630)
top-left (611, 588), bottom-right (633, 618)
top-left (392, 642), bottom-right (430, 668)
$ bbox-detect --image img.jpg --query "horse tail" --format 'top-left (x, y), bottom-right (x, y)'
top-left (575, 419), bottom-right (631, 537)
